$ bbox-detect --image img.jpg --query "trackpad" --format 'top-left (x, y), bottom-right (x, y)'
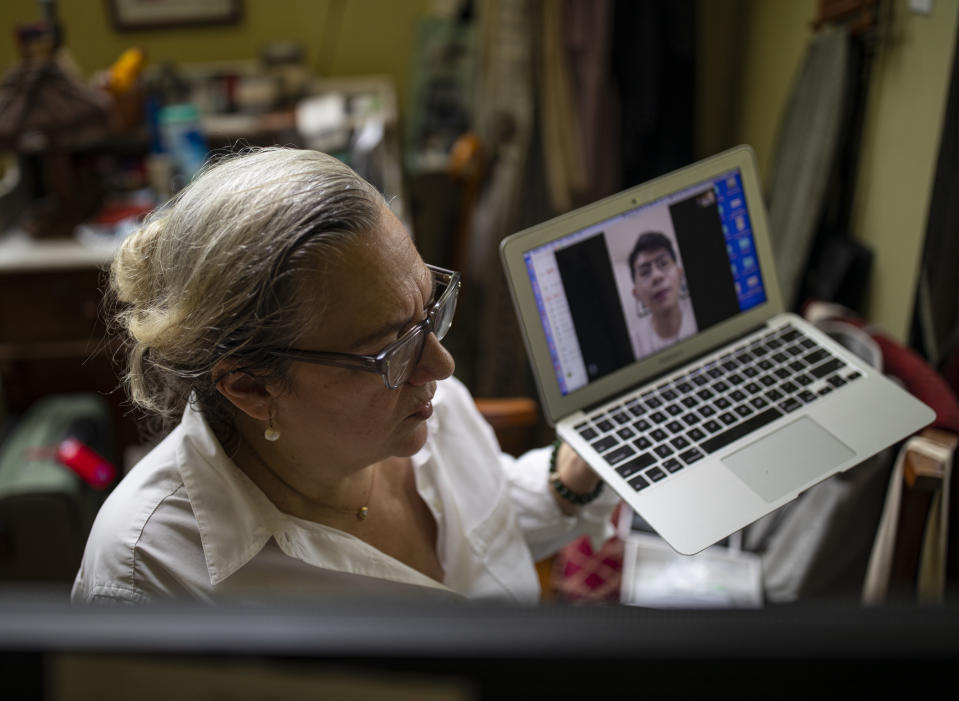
top-left (722, 417), bottom-right (855, 503)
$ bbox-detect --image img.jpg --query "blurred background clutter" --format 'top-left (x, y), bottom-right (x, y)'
top-left (1, 0), bottom-right (959, 688)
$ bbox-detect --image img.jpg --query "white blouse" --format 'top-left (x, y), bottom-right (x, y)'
top-left (71, 376), bottom-right (618, 605)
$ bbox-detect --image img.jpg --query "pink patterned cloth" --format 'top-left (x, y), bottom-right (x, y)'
top-left (550, 504), bottom-right (625, 603)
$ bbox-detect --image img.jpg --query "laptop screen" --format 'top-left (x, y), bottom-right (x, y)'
top-left (522, 168), bottom-right (767, 396)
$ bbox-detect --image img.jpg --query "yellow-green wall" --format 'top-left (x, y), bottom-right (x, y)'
top-left (851, 0), bottom-right (959, 343)
top-left (0, 0), bottom-right (431, 119)
top-left (700, 0), bottom-right (958, 343)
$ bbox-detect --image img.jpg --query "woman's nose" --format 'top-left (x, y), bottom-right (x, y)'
top-left (407, 333), bottom-right (455, 386)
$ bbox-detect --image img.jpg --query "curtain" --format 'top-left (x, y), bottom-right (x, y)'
top-left (458, 0), bottom-right (695, 401)
top-left (912, 17), bottom-right (959, 384)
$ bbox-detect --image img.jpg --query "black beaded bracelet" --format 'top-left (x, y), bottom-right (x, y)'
top-left (548, 440), bottom-right (604, 506)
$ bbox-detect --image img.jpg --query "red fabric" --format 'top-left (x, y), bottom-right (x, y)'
top-left (548, 502), bottom-right (625, 603)
top-left (551, 534), bottom-right (624, 603)
top-left (943, 345), bottom-right (959, 408)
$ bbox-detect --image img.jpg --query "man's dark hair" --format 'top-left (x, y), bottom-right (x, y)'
top-left (628, 231), bottom-right (676, 281)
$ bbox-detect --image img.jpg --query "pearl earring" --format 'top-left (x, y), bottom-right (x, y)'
top-left (264, 412), bottom-right (280, 442)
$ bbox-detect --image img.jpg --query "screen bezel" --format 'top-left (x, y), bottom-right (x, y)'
top-left (499, 145), bottom-right (783, 425)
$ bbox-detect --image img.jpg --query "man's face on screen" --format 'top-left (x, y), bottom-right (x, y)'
top-left (632, 248), bottom-right (681, 316)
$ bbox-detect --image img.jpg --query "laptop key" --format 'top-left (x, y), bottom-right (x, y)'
top-left (703, 419), bottom-right (723, 433)
top-left (719, 412), bottom-right (738, 425)
top-left (662, 457), bottom-right (684, 473)
top-left (779, 397), bottom-right (802, 413)
top-left (579, 427), bottom-right (599, 441)
top-left (596, 419), bottom-right (615, 432)
top-left (615, 452), bottom-right (655, 478)
top-left (646, 466), bottom-right (667, 482)
top-left (603, 444), bottom-right (636, 465)
top-left (634, 436), bottom-right (653, 450)
top-left (591, 436), bottom-right (619, 453)
top-left (699, 407), bottom-right (784, 454)
top-left (654, 445), bottom-right (674, 459)
top-left (628, 473), bottom-right (650, 491)
top-left (810, 357), bottom-right (844, 379)
top-left (680, 448), bottom-right (705, 464)
top-left (803, 348), bottom-right (830, 366)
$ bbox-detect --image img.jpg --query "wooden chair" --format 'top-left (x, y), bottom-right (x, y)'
top-left (474, 396), bottom-right (540, 458)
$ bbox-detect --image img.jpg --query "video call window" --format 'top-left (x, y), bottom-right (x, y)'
top-left (525, 169), bottom-right (766, 395)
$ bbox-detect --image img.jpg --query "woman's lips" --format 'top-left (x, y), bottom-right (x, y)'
top-left (411, 400), bottom-right (433, 420)
top-left (408, 382), bottom-right (437, 420)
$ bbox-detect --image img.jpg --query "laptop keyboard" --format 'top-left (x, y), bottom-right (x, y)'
top-left (573, 323), bottom-right (864, 493)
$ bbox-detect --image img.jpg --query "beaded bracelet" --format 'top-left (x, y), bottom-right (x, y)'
top-left (548, 440), bottom-right (604, 506)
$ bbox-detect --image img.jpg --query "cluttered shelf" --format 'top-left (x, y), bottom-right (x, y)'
top-left (0, 16), bottom-right (409, 463)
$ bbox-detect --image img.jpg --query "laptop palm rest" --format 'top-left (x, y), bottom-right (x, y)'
top-left (722, 417), bottom-right (854, 503)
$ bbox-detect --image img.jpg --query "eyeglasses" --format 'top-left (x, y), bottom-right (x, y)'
top-left (634, 253), bottom-right (675, 281)
top-left (268, 265), bottom-right (460, 389)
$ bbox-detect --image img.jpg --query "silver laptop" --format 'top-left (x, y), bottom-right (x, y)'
top-left (499, 144), bottom-right (934, 555)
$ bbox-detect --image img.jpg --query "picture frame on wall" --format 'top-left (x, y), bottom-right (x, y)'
top-left (108, 0), bottom-right (243, 31)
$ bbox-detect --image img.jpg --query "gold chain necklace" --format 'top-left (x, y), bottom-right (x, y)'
top-left (243, 442), bottom-right (377, 521)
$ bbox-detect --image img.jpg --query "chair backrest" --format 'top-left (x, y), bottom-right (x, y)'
top-left (474, 396), bottom-right (539, 457)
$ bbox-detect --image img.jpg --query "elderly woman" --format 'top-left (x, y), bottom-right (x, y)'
top-left (72, 147), bottom-right (616, 604)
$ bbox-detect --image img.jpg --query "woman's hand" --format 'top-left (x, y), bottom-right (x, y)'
top-left (550, 442), bottom-right (602, 515)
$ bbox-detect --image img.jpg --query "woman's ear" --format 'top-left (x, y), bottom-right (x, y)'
top-left (212, 360), bottom-right (274, 421)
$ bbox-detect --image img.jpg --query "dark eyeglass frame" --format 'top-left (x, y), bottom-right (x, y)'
top-left (267, 265), bottom-right (460, 389)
